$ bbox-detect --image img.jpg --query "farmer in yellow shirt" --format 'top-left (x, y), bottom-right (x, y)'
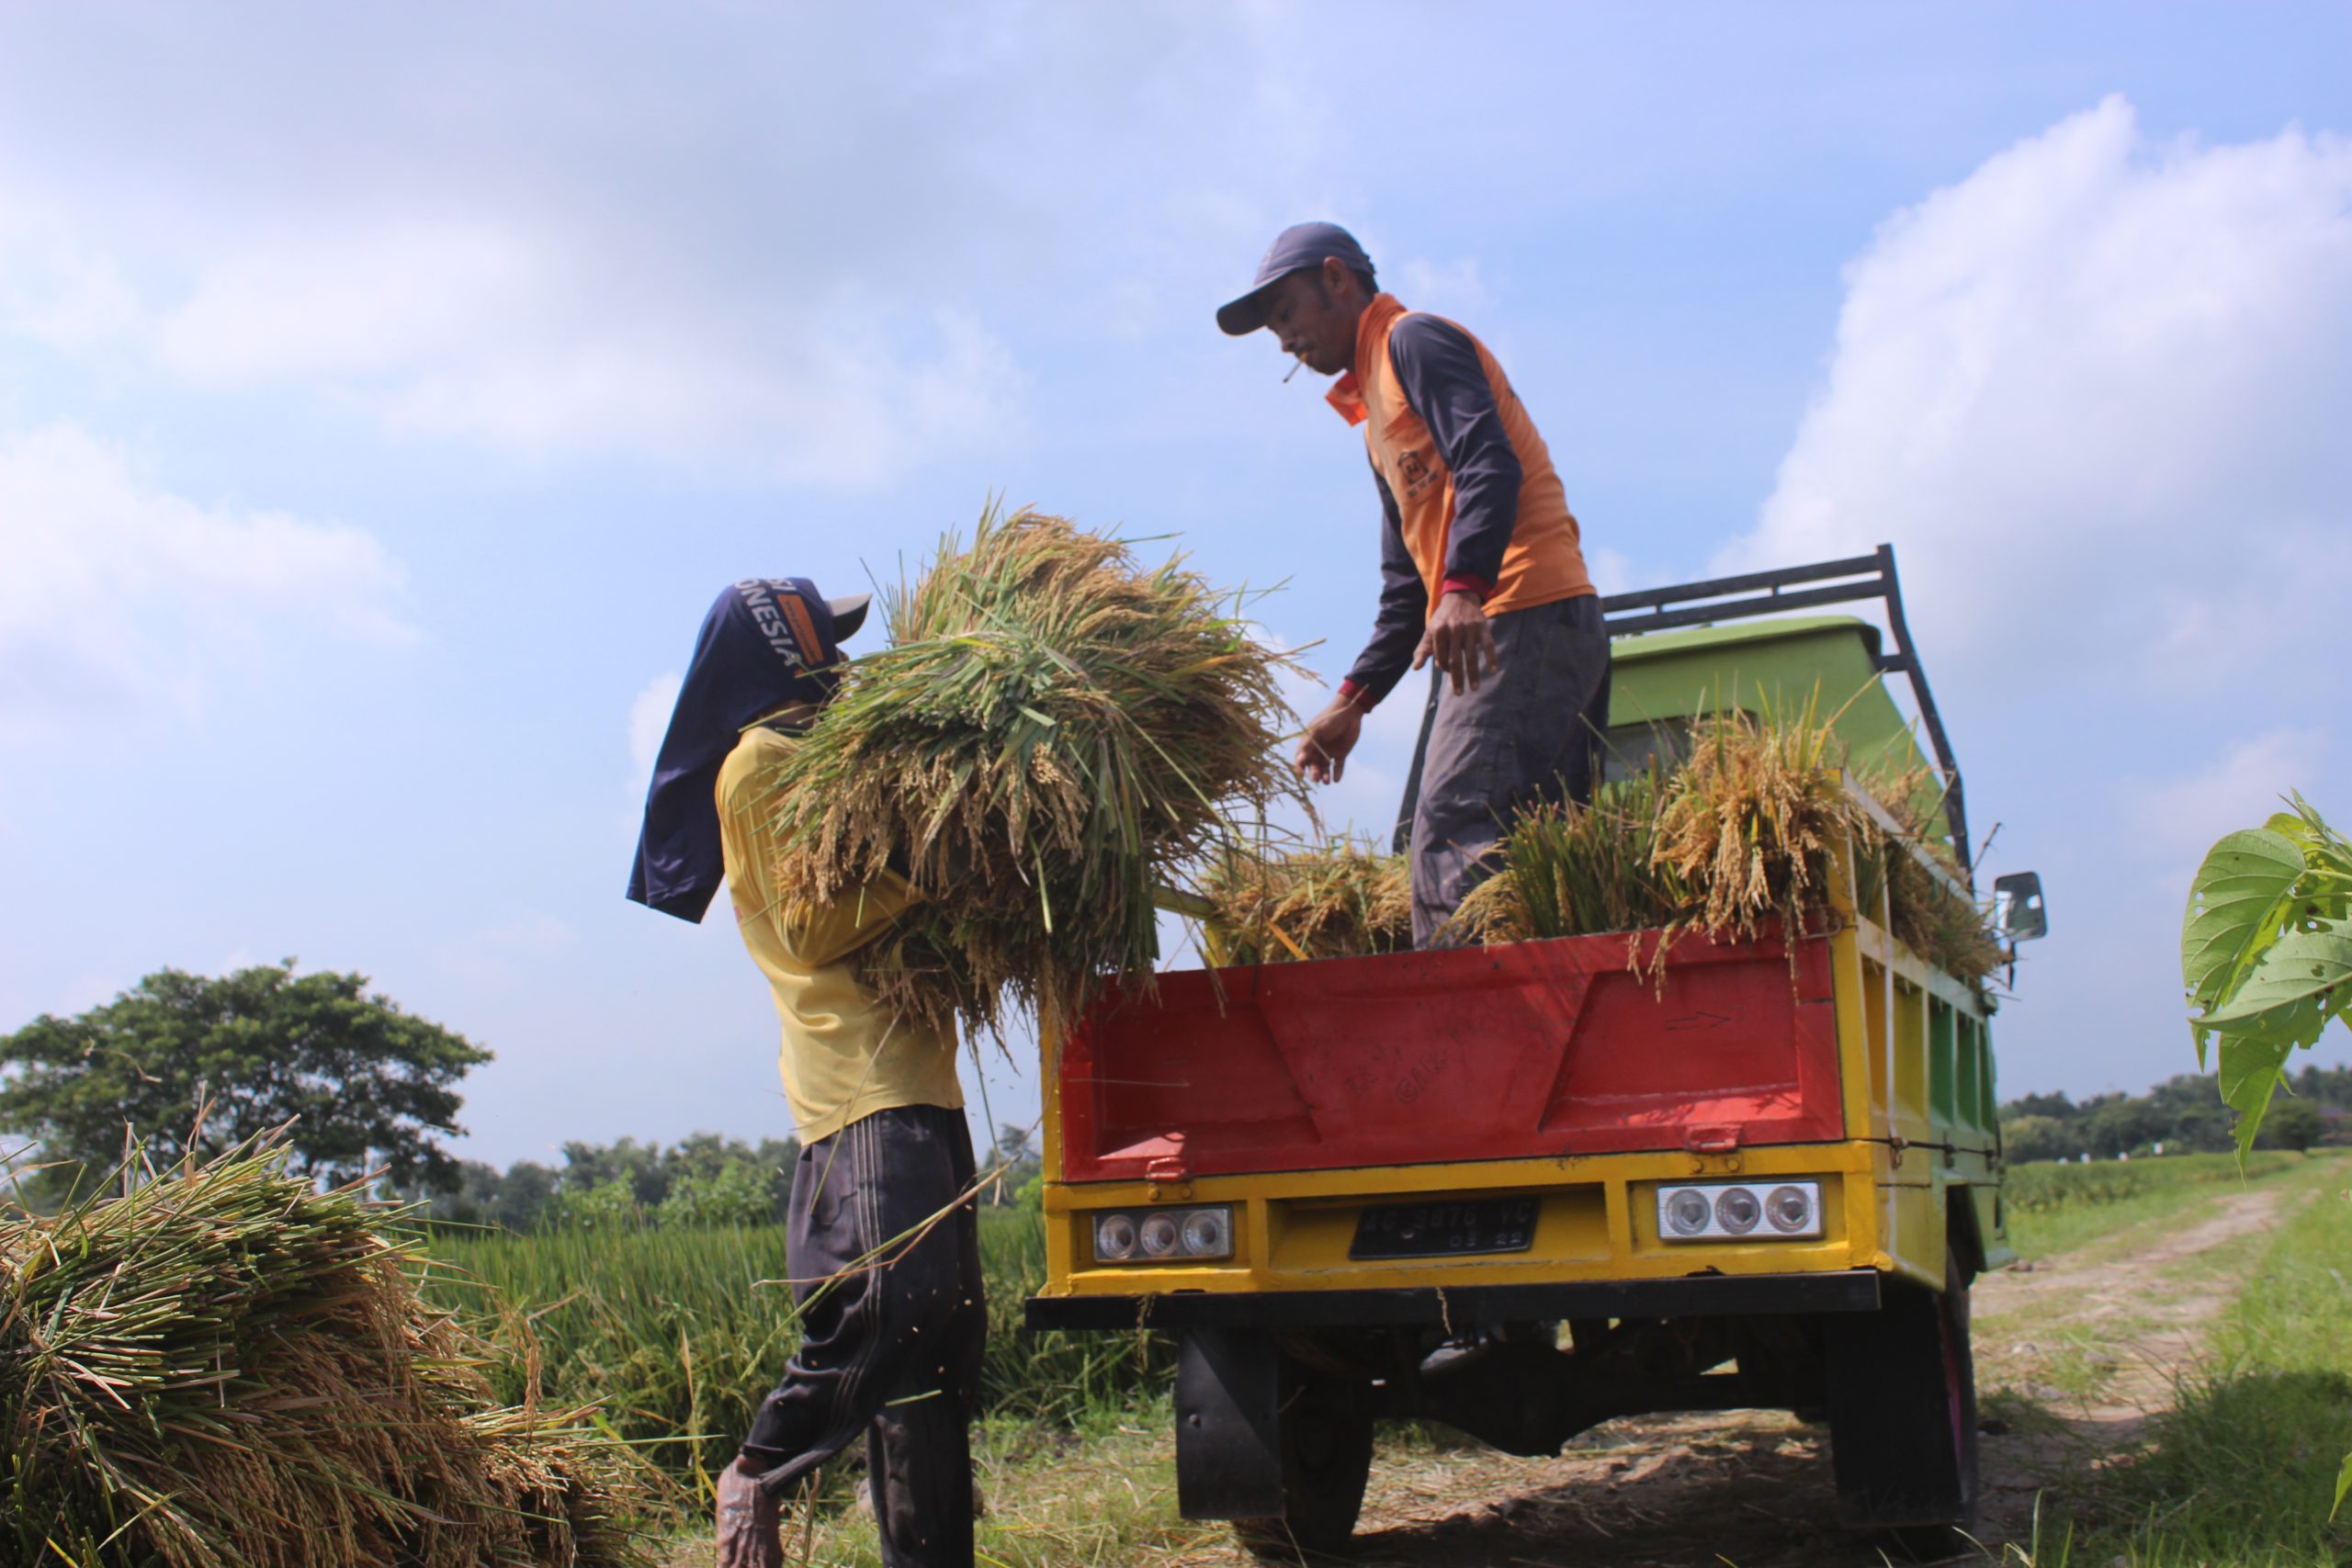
top-left (629, 578), bottom-right (980, 1568)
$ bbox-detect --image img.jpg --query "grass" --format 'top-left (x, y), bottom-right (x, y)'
top-left (1991, 1153), bottom-right (2352, 1566)
top-left (2001, 1149), bottom-right (2312, 1259)
top-left (414, 1148), bottom-right (2352, 1562)
top-left (422, 1207), bottom-right (1170, 1504)
top-left (650, 1398), bottom-right (1216, 1568)
top-left (1, 1143), bottom-right (660, 1568)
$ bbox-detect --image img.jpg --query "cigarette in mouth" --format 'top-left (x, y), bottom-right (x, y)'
top-left (1283, 356), bottom-right (1305, 383)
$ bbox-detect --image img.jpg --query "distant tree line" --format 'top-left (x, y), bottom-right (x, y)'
top-left (413, 1122), bottom-right (1045, 1231)
top-left (1, 962), bottom-right (1043, 1231)
top-left (1999, 1065), bottom-right (2345, 1164)
top-left (411, 1132), bottom-right (801, 1229)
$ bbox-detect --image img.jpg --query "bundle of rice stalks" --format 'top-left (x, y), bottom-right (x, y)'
top-left (761, 504), bottom-right (1295, 1039)
top-left (1447, 706), bottom-right (2006, 987)
top-left (1861, 776), bottom-right (2008, 986)
top-left (1200, 838), bottom-right (1412, 965)
top-left (1648, 703), bottom-right (1873, 952)
top-left (1444, 772), bottom-right (1688, 945)
top-left (0, 1141), bottom-right (664, 1568)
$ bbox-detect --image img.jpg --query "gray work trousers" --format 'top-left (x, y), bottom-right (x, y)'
top-left (1410, 592), bottom-right (1613, 947)
top-left (740, 1103), bottom-right (986, 1567)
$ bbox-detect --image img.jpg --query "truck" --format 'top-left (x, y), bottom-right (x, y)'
top-left (1023, 547), bottom-right (2051, 1558)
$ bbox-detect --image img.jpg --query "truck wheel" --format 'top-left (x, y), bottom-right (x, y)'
top-left (1232, 1369), bottom-right (1374, 1561)
top-left (1825, 1243), bottom-right (1978, 1556)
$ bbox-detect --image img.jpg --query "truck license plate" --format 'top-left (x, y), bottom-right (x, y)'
top-left (1349, 1197), bottom-right (1538, 1260)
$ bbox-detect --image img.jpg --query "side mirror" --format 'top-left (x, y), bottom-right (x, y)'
top-left (1992, 871), bottom-right (2049, 942)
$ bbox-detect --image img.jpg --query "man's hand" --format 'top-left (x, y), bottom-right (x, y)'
top-left (1293, 694), bottom-right (1367, 784)
top-left (1412, 590), bottom-right (1499, 695)
top-left (717, 1456), bottom-right (782, 1568)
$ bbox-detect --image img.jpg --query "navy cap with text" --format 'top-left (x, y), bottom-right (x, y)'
top-left (1216, 221), bottom-right (1377, 335)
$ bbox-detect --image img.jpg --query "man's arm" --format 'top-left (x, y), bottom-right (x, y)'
top-left (1387, 314), bottom-right (1522, 595)
top-left (1338, 467), bottom-right (1428, 707)
top-left (1389, 314), bottom-right (1518, 692)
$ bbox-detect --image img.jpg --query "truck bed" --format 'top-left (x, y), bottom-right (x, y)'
top-left (1058, 921), bottom-right (1844, 1182)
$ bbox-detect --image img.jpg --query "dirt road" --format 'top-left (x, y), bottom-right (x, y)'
top-left (1159, 1187), bottom-right (2290, 1568)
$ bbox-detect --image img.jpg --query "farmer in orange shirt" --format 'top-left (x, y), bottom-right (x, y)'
top-left (1219, 222), bottom-right (1612, 943)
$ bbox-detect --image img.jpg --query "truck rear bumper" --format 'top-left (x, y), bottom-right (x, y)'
top-left (1025, 1267), bottom-right (1883, 1331)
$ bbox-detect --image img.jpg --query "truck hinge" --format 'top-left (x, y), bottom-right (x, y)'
top-left (1146, 1132), bottom-right (1193, 1200)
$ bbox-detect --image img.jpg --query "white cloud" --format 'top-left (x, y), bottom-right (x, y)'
top-left (157, 220), bottom-right (534, 384)
top-left (0, 423), bottom-right (413, 734)
top-left (1396, 255), bottom-right (1490, 314)
top-left (1724, 96), bottom-right (2352, 699)
top-left (1583, 544), bottom-right (1645, 597)
top-left (2126, 728), bottom-right (2327, 885)
top-left (626, 671), bottom-right (683, 795)
top-left (475, 912), bottom-right (578, 955)
top-left (0, 5), bottom-right (1338, 484)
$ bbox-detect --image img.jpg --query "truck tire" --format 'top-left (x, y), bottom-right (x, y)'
top-left (1825, 1243), bottom-right (1978, 1556)
top-left (1232, 1368), bottom-right (1374, 1561)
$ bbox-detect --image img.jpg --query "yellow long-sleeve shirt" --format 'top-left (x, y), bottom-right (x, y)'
top-left (715, 723), bottom-right (963, 1144)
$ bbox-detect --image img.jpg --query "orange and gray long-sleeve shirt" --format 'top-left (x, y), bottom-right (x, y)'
top-left (716, 723), bottom-right (963, 1144)
top-left (1330, 292), bottom-right (1596, 706)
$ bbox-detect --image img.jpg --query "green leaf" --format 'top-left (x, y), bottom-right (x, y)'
top-left (2181, 829), bottom-right (2304, 1016)
top-left (2203, 921), bottom-right (2352, 1028)
top-left (2335, 1447), bottom-right (2352, 1521)
top-left (2219, 1032), bottom-right (2296, 1159)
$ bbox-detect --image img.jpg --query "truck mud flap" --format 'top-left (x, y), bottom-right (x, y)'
top-left (1173, 1328), bottom-right (1285, 1520)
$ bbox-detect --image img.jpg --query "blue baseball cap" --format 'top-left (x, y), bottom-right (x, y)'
top-left (1216, 221), bottom-right (1377, 335)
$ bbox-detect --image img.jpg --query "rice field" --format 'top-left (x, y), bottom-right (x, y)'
top-left (419, 1207), bottom-right (1169, 1500)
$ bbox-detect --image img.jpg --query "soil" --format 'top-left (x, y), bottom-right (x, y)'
top-left (1156, 1188), bottom-right (2290, 1568)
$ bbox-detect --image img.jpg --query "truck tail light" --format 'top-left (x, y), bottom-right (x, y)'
top-left (1656, 1180), bottom-right (1823, 1242)
top-left (1092, 1205), bottom-right (1234, 1264)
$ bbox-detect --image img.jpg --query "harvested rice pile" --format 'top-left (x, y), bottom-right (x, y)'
top-left (1211, 708), bottom-right (2004, 986)
top-left (1454, 710), bottom-right (2003, 984)
top-left (1445, 772), bottom-right (1687, 947)
top-left (1200, 837), bottom-right (1412, 965)
top-left (760, 506), bottom-right (1295, 1041)
top-left (1877, 802), bottom-right (2007, 983)
top-left (1646, 705), bottom-right (1875, 953)
top-left (0, 1144), bottom-right (662, 1568)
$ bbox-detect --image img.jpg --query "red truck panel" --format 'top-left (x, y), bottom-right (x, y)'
top-left (1058, 927), bottom-right (1843, 1182)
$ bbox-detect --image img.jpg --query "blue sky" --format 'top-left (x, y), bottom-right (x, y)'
top-left (5, 3), bottom-right (2348, 1169)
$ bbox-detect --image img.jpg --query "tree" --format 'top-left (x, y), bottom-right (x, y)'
top-left (2000, 1114), bottom-right (2074, 1164)
top-left (991, 1122), bottom-right (1042, 1204)
top-left (2265, 1098), bottom-right (2324, 1155)
top-left (0, 961), bottom-right (490, 1195)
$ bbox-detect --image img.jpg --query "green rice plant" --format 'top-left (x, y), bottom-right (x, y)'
top-left (756, 504), bottom-right (1297, 1043)
top-left (0, 1139), bottom-right (662, 1568)
top-left (2000, 1148), bottom-right (2304, 1214)
top-left (1442, 709), bottom-right (2005, 987)
top-left (1445, 770), bottom-right (1687, 944)
top-left (424, 1207), bottom-right (1170, 1500)
top-left (2029, 1162), bottom-right (2352, 1561)
top-left (1198, 836), bottom-right (1412, 964)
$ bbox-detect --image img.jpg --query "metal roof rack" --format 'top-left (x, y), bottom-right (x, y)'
top-left (1392, 544), bottom-right (1970, 865)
